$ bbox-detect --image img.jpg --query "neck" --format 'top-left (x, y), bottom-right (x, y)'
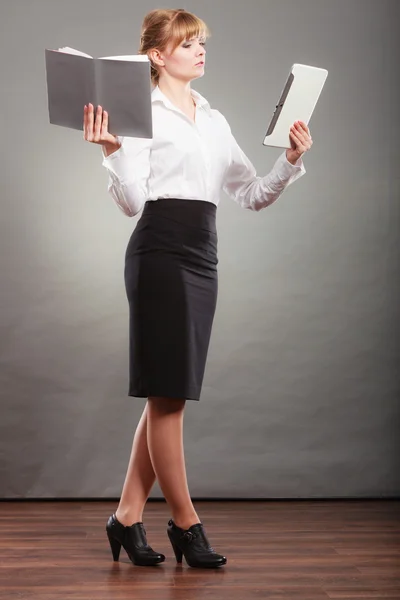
top-left (157, 78), bottom-right (195, 108)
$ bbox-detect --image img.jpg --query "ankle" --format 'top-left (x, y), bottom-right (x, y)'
top-left (172, 514), bottom-right (201, 531)
top-left (115, 507), bottom-right (143, 527)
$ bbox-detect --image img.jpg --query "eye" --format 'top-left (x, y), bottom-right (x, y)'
top-left (183, 40), bottom-right (206, 48)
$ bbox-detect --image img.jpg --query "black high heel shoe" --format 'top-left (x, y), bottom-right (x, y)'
top-left (106, 514), bottom-right (165, 566)
top-left (167, 519), bottom-right (227, 568)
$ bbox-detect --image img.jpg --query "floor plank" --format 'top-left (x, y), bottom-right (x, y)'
top-left (0, 500), bottom-right (398, 599)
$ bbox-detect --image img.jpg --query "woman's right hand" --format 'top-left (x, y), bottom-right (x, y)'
top-left (83, 103), bottom-right (121, 155)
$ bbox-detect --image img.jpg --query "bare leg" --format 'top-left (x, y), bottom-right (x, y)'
top-left (147, 396), bottom-right (200, 530)
top-left (115, 403), bottom-right (156, 525)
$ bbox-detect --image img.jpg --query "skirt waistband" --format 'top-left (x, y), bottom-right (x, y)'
top-left (143, 198), bottom-right (217, 234)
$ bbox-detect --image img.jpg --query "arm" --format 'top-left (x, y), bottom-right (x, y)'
top-left (221, 116), bottom-right (306, 212)
top-left (101, 136), bottom-right (152, 217)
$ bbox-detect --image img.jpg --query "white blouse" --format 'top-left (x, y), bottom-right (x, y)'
top-left (101, 85), bottom-right (306, 217)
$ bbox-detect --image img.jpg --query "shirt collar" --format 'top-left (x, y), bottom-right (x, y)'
top-left (151, 85), bottom-right (211, 115)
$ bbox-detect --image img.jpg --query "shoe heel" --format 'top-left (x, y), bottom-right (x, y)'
top-left (168, 537), bottom-right (183, 563)
top-left (107, 533), bottom-right (122, 561)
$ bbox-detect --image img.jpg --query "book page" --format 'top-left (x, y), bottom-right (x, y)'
top-left (57, 47), bottom-right (93, 59)
top-left (45, 48), bottom-right (96, 132)
top-left (99, 54), bottom-right (149, 62)
top-left (96, 58), bottom-right (152, 137)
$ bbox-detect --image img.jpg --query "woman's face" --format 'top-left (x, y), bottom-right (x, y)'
top-left (154, 35), bottom-right (206, 82)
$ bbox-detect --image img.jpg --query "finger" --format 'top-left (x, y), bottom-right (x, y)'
top-left (87, 103), bottom-right (94, 140)
top-left (290, 128), bottom-right (301, 144)
top-left (298, 121), bottom-right (309, 133)
top-left (102, 110), bottom-right (109, 137)
top-left (295, 122), bottom-right (309, 138)
top-left (296, 125), bottom-right (313, 147)
top-left (303, 127), bottom-right (312, 145)
top-left (298, 131), bottom-right (309, 146)
top-left (93, 105), bottom-right (102, 141)
top-left (290, 129), bottom-right (306, 152)
top-left (295, 122), bottom-right (311, 144)
top-left (294, 124), bottom-right (311, 146)
top-left (295, 121), bottom-right (309, 138)
top-left (289, 131), bottom-right (300, 150)
top-left (84, 104), bottom-right (89, 139)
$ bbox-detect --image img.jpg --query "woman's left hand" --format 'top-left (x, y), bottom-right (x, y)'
top-left (286, 121), bottom-right (313, 164)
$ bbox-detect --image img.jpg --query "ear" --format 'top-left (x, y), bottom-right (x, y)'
top-left (149, 48), bottom-right (165, 68)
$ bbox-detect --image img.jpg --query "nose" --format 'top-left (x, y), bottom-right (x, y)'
top-left (197, 42), bottom-right (206, 57)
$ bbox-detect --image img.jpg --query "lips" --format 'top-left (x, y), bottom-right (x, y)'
top-left (195, 62), bottom-right (204, 66)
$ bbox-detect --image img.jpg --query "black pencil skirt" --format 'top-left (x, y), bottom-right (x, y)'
top-left (124, 198), bottom-right (218, 401)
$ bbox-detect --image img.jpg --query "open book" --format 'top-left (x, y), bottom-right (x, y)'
top-left (45, 47), bottom-right (153, 138)
top-left (263, 63), bottom-right (328, 148)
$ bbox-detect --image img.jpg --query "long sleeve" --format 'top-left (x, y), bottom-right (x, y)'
top-left (221, 117), bottom-right (306, 212)
top-left (101, 136), bottom-right (152, 217)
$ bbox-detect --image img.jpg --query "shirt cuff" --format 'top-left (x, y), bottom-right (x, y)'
top-left (101, 135), bottom-right (123, 160)
top-left (101, 137), bottom-right (133, 182)
top-left (274, 151), bottom-right (306, 181)
top-left (101, 136), bottom-right (153, 184)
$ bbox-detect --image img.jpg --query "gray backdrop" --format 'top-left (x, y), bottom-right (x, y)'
top-left (1, 0), bottom-right (399, 499)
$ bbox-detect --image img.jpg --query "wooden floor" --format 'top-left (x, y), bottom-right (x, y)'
top-left (0, 500), bottom-right (399, 599)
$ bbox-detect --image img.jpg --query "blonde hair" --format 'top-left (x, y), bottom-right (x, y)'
top-left (138, 8), bottom-right (211, 86)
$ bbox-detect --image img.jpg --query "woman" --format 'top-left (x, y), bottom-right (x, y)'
top-left (83, 8), bottom-right (312, 569)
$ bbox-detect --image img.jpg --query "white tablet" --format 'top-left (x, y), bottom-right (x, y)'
top-left (263, 63), bottom-right (328, 148)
